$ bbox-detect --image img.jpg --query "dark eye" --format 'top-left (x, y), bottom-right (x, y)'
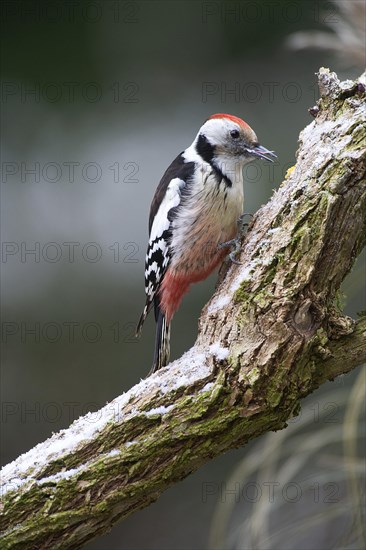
top-left (230, 129), bottom-right (240, 139)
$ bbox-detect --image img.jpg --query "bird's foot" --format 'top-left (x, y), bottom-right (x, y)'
top-left (218, 237), bottom-right (242, 264)
top-left (218, 213), bottom-right (253, 265)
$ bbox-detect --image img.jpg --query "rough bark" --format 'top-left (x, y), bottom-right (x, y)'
top-left (1, 68), bottom-right (366, 549)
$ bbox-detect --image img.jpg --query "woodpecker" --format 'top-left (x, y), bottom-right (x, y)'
top-left (136, 113), bottom-right (276, 374)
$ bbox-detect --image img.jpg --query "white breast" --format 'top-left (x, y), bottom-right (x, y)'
top-left (169, 161), bottom-right (244, 273)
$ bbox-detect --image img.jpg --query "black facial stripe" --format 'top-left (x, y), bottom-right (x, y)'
top-left (196, 133), bottom-right (215, 164)
top-left (196, 133), bottom-right (232, 188)
top-left (212, 165), bottom-right (232, 188)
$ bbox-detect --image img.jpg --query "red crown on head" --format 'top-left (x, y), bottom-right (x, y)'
top-left (208, 113), bottom-right (250, 129)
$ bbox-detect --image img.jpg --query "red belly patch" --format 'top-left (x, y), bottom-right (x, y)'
top-left (159, 250), bottom-right (227, 323)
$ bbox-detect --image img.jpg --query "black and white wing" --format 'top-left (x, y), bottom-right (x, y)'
top-left (136, 154), bottom-right (194, 335)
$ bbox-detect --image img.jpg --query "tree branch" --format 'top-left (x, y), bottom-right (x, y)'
top-left (1, 68), bottom-right (366, 549)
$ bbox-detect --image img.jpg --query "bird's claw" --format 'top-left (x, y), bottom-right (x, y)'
top-left (218, 237), bottom-right (242, 264)
top-left (229, 246), bottom-right (242, 265)
top-left (218, 212), bottom-right (253, 265)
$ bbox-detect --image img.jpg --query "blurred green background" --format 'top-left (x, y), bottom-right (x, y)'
top-left (1, 1), bottom-right (365, 548)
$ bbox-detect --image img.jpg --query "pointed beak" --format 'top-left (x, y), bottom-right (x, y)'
top-left (248, 144), bottom-right (277, 162)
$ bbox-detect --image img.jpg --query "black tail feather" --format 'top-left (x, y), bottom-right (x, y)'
top-left (150, 303), bottom-right (171, 374)
top-left (135, 298), bottom-right (153, 337)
